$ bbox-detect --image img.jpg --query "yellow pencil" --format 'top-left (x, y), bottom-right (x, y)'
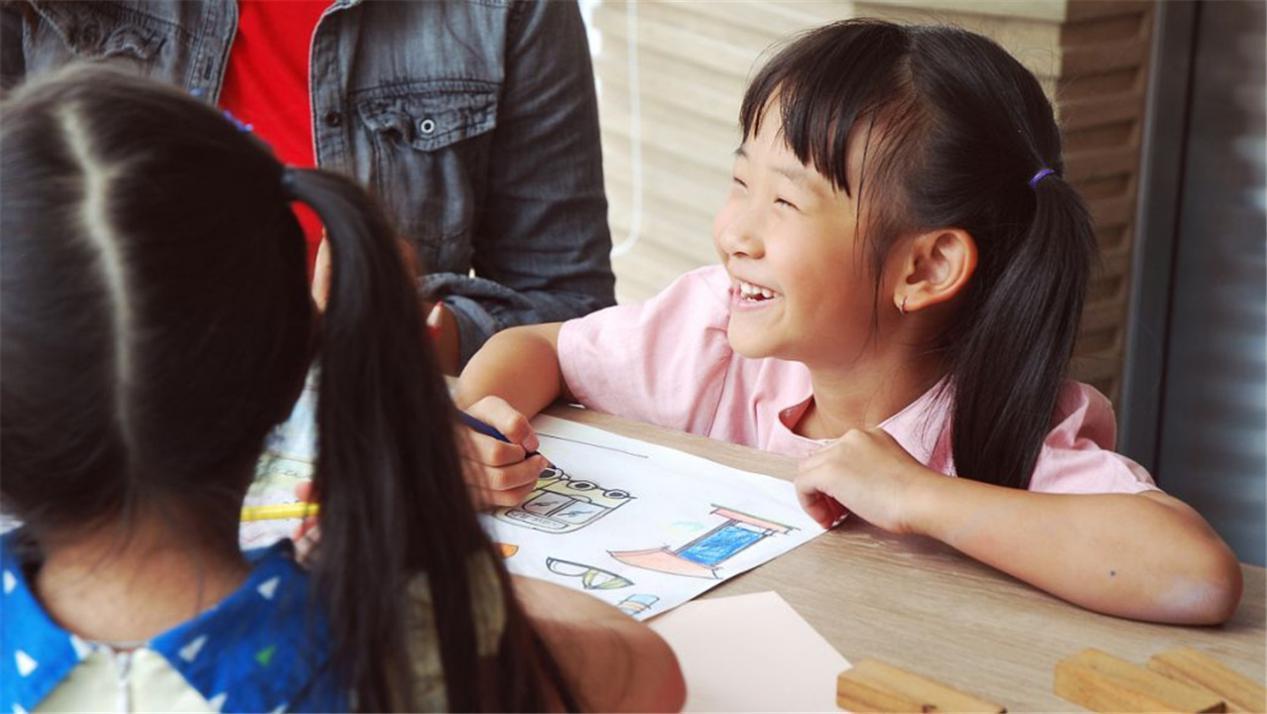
top-left (240, 502), bottom-right (320, 522)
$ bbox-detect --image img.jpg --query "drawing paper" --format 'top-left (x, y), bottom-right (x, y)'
top-left (481, 415), bottom-right (826, 620)
top-left (650, 591), bottom-right (851, 711)
top-left (240, 372), bottom-right (318, 549)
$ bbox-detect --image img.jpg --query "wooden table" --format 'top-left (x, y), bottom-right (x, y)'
top-left (548, 404), bottom-right (1266, 711)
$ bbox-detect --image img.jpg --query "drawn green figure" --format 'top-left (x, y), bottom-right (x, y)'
top-left (495, 467), bottom-right (634, 533)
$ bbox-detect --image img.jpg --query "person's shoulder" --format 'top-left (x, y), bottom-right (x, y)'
top-left (403, 552), bottom-right (506, 708)
top-left (1029, 380), bottom-right (1158, 494)
top-left (1048, 380), bottom-right (1117, 449)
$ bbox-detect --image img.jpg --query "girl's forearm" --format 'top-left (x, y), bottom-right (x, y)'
top-left (456, 323), bottom-right (568, 417)
top-left (910, 476), bottom-right (1243, 624)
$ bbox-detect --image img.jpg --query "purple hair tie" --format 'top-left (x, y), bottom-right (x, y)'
top-left (221, 109), bottom-right (254, 134)
top-left (1028, 168), bottom-right (1056, 189)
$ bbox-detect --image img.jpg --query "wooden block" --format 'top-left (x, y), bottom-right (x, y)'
top-left (1148, 647), bottom-right (1267, 713)
top-left (837, 659), bottom-right (1006, 713)
top-left (1054, 649), bottom-right (1227, 712)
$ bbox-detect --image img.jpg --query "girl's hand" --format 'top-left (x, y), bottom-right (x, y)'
top-left (311, 233), bottom-right (421, 310)
top-left (291, 481), bottom-right (320, 565)
top-left (459, 396), bottom-right (550, 509)
top-left (795, 427), bottom-right (939, 534)
top-left (425, 302), bottom-right (461, 376)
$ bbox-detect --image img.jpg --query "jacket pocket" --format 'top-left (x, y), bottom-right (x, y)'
top-left (356, 80), bottom-right (497, 152)
top-left (353, 81), bottom-right (498, 273)
top-left (29, 2), bottom-right (177, 64)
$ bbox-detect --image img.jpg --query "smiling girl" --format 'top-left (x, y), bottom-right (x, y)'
top-left (456, 19), bottom-right (1242, 625)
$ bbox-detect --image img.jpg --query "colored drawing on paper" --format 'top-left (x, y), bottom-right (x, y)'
top-left (479, 415), bottom-right (825, 621)
top-left (495, 466), bottom-right (634, 534)
top-left (610, 505), bottom-right (796, 580)
top-left (496, 543), bottom-right (519, 559)
top-left (546, 557), bottom-right (634, 590)
top-left (617, 594), bottom-right (660, 617)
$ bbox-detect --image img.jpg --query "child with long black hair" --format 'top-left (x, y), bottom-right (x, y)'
top-left (457, 19), bottom-right (1243, 625)
top-left (0, 65), bottom-right (683, 712)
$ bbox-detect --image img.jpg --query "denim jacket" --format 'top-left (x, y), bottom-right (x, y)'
top-left (2, 0), bottom-right (616, 364)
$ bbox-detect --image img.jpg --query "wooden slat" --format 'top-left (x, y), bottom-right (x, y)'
top-left (595, 57), bottom-right (740, 127)
top-left (838, 659), bottom-right (1007, 713)
top-left (1061, 38), bottom-right (1149, 75)
top-left (600, 95), bottom-right (739, 175)
top-left (1060, 92), bottom-right (1147, 132)
top-left (599, 4), bottom-right (762, 79)
top-left (625, 0), bottom-right (837, 47)
top-left (1065, 144), bottom-right (1140, 181)
top-left (1062, 11), bottom-right (1148, 45)
top-left (1064, 0), bottom-right (1152, 23)
top-left (1149, 647), bottom-right (1267, 713)
top-left (855, 2), bottom-right (1064, 82)
top-left (1086, 194), bottom-right (1137, 228)
top-left (1054, 649), bottom-right (1228, 713)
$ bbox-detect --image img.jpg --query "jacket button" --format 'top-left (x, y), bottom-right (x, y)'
top-left (323, 111), bottom-right (342, 128)
top-left (418, 118), bottom-right (436, 135)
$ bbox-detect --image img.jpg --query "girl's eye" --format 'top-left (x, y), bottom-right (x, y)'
top-left (775, 197), bottom-right (798, 210)
top-left (732, 177), bottom-right (748, 189)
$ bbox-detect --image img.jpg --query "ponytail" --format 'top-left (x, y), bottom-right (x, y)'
top-left (282, 169), bottom-right (559, 710)
top-left (945, 174), bottom-right (1096, 488)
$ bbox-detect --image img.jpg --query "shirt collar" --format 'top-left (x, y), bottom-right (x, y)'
top-left (775, 378), bottom-right (952, 463)
top-left (1, 533), bottom-right (84, 712)
top-left (1, 533), bottom-right (345, 713)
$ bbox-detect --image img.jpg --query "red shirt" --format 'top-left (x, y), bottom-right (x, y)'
top-left (220, 0), bottom-right (329, 273)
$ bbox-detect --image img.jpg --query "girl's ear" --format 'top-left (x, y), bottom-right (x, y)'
top-left (893, 228), bottom-right (978, 313)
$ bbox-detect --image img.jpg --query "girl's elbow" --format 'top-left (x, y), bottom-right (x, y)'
top-left (1165, 545), bottom-right (1244, 626)
top-left (1194, 552), bottom-right (1243, 625)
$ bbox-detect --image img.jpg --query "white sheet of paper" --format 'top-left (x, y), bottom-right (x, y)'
top-left (481, 415), bottom-right (826, 620)
top-left (650, 591), bottom-right (850, 712)
top-left (240, 372), bottom-right (319, 549)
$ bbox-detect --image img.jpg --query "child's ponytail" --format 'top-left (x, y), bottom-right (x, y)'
top-left (282, 168), bottom-right (555, 709)
top-left (944, 172), bottom-right (1097, 489)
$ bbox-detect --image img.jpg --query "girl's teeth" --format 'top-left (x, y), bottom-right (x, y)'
top-left (736, 280), bottom-right (778, 300)
top-left (734, 280), bottom-right (778, 302)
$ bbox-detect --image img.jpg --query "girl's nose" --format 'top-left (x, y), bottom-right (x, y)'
top-left (717, 207), bottom-right (764, 259)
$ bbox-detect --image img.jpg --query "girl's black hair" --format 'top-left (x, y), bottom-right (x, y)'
top-left (1, 65), bottom-right (563, 710)
top-left (741, 20), bottom-right (1096, 489)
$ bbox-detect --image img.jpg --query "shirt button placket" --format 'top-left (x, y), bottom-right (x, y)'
top-left (309, 17), bottom-right (347, 171)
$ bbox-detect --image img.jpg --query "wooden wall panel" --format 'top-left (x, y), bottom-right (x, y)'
top-left (1059, 0), bottom-right (1154, 401)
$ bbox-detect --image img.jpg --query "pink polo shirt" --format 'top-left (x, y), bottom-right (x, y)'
top-left (558, 266), bottom-right (1157, 495)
